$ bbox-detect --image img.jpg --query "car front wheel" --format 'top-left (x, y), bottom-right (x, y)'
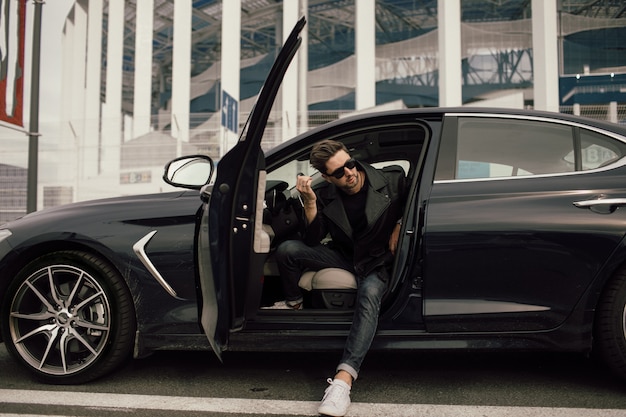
top-left (1, 251), bottom-right (135, 384)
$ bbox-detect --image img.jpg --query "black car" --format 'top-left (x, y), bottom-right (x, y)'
top-left (3, 18), bottom-right (626, 385)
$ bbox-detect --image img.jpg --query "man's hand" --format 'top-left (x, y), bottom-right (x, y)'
top-left (389, 223), bottom-right (401, 255)
top-left (296, 174), bottom-right (316, 204)
top-left (297, 174), bottom-right (317, 223)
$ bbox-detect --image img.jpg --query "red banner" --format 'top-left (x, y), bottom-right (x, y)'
top-left (0, 0), bottom-right (26, 127)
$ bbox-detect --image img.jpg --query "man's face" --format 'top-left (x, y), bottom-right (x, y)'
top-left (323, 150), bottom-right (361, 194)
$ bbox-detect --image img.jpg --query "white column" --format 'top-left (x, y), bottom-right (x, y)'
top-left (70, 1), bottom-right (87, 178)
top-left (61, 17), bottom-right (74, 130)
top-left (437, 0), bottom-right (462, 107)
top-left (171, 0), bottom-right (192, 152)
top-left (609, 101), bottom-right (618, 123)
top-left (282, 0), bottom-right (299, 142)
top-left (101, 0), bottom-right (124, 176)
top-left (61, 7), bottom-right (77, 201)
top-left (298, 0), bottom-right (308, 134)
top-left (220, 0), bottom-right (241, 154)
top-left (84, 0), bottom-right (102, 177)
top-left (355, 0), bottom-right (375, 110)
top-left (532, 0), bottom-right (559, 112)
top-left (133, 0), bottom-right (154, 139)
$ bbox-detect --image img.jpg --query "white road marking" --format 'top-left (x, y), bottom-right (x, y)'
top-left (0, 389), bottom-right (625, 416)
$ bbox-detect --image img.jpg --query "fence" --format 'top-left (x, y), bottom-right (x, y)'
top-left (1, 105), bottom-right (625, 224)
top-left (560, 103), bottom-right (626, 123)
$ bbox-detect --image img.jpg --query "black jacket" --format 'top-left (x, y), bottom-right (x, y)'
top-left (304, 161), bottom-right (407, 279)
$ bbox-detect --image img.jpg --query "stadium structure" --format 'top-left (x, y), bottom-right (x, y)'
top-left (2, 0), bottom-right (626, 221)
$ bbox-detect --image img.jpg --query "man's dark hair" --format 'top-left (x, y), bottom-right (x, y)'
top-left (309, 139), bottom-right (349, 174)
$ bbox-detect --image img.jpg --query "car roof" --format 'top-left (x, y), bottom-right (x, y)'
top-left (337, 107), bottom-right (626, 134)
top-left (268, 107), bottom-right (626, 160)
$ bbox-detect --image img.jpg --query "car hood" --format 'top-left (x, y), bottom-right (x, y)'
top-left (1, 190), bottom-right (203, 232)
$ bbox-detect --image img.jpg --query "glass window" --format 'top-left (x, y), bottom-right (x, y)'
top-left (371, 160), bottom-right (410, 175)
top-left (579, 129), bottom-right (626, 170)
top-left (455, 118), bottom-right (575, 179)
top-left (267, 124), bottom-right (424, 187)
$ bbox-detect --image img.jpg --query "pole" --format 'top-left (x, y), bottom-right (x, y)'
top-left (27, 0), bottom-right (43, 213)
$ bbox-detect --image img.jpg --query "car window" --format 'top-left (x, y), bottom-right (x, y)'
top-left (578, 129), bottom-right (626, 170)
top-left (266, 124), bottom-right (425, 190)
top-left (455, 117), bottom-right (575, 179)
top-left (266, 156), bottom-right (409, 193)
top-left (371, 160), bottom-right (410, 174)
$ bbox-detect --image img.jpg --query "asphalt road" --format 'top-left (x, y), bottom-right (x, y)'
top-left (1, 342), bottom-right (626, 416)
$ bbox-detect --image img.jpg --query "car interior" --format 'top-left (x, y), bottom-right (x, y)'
top-left (258, 123), bottom-right (428, 311)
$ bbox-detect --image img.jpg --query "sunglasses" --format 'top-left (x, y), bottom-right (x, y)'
top-left (327, 158), bottom-right (357, 179)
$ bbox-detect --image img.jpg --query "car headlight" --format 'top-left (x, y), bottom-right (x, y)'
top-left (0, 229), bottom-right (12, 243)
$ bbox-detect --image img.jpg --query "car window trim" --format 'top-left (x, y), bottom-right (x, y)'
top-left (445, 112), bottom-right (626, 144)
top-left (435, 112), bottom-right (626, 184)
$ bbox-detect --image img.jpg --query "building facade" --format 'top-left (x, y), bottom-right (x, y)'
top-left (2, 0), bottom-right (626, 221)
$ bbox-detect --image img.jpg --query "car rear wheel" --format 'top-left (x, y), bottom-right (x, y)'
top-left (595, 266), bottom-right (626, 381)
top-left (1, 251), bottom-right (135, 384)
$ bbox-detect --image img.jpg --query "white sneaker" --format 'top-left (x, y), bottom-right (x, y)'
top-left (261, 300), bottom-right (303, 310)
top-left (318, 378), bottom-right (351, 416)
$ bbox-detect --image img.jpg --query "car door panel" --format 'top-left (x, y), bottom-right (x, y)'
top-left (424, 166), bottom-right (626, 333)
top-left (198, 17), bottom-right (306, 357)
top-left (423, 114), bottom-right (626, 333)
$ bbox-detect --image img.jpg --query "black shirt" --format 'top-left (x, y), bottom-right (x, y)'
top-left (341, 172), bottom-right (369, 236)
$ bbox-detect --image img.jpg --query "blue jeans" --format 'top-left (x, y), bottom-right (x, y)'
top-left (275, 240), bottom-right (387, 381)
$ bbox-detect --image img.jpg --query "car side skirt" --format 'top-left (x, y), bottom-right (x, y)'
top-left (134, 324), bottom-right (592, 359)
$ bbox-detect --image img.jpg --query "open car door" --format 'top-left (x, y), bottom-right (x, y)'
top-left (198, 17), bottom-right (306, 360)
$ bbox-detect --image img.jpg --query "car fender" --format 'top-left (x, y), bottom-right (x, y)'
top-left (578, 233), bottom-right (626, 315)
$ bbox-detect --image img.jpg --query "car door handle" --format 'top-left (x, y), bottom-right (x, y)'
top-left (573, 198), bottom-right (626, 208)
top-left (573, 198), bottom-right (626, 214)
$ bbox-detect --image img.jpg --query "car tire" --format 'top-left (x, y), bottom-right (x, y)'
top-left (595, 267), bottom-right (626, 381)
top-left (1, 250), bottom-right (136, 384)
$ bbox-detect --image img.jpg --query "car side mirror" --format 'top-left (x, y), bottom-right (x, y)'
top-left (163, 155), bottom-right (214, 190)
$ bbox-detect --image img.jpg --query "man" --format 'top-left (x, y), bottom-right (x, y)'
top-left (273, 139), bottom-right (407, 416)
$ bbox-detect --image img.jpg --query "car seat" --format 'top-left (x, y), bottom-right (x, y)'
top-left (298, 268), bottom-right (357, 309)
